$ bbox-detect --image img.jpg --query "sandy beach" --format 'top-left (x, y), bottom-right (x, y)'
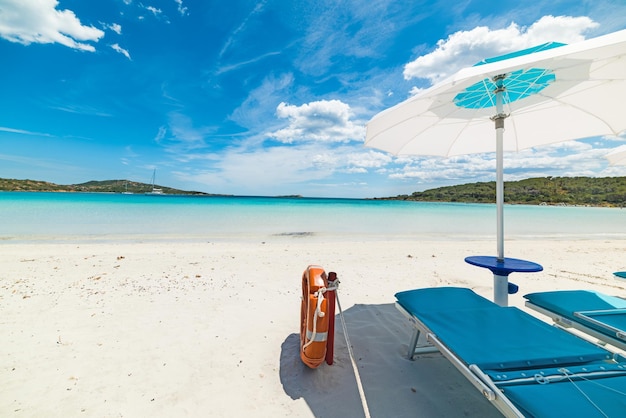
top-left (1, 237), bottom-right (625, 417)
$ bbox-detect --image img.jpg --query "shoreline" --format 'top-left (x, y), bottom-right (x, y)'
top-left (2, 230), bottom-right (626, 245)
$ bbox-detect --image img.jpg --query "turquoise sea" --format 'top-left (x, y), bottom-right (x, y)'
top-left (1, 192), bottom-right (625, 243)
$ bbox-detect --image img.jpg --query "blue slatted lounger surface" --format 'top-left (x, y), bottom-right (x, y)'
top-left (395, 287), bottom-right (626, 418)
top-left (525, 290), bottom-right (626, 351)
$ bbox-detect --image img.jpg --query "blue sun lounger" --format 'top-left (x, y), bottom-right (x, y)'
top-left (395, 287), bottom-right (626, 418)
top-left (524, 290), bottom-right (626, 352)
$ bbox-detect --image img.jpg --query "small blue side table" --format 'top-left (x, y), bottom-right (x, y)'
top-left (465, 256), bottom-right (543, 306)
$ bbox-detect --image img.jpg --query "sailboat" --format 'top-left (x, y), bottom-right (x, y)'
top-left (146, 169), bottom-right (164, 195)
top-left (122, 181), bottom-right (133, 194)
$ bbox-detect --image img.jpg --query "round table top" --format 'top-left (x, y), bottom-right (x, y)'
top-left (465, 256), bottom-right (543, 276)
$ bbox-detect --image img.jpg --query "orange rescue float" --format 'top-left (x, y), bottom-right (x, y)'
top-left (300, 265), bottom-right (336, 368)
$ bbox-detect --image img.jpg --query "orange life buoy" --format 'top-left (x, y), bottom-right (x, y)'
top-left (300, 265), bottom-right (330, 368)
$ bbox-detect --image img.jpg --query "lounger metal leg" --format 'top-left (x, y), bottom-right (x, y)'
top-left (407, 328), bottom-right (439, 359)
top-left (396, 302), bottom-right (440, 359)
top-left (407, 328), bottom-right (420, 359)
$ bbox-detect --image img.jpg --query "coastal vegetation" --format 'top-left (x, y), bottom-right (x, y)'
top-left (378, 176), bottom-right (626, 207)
top-left (2, 176), bottom-right (626, 206)
top-left (0, 178), bottom-right (211, 195)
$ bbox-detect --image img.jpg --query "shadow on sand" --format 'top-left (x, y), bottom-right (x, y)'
top-left (279, 303), bottom-right (501, 418)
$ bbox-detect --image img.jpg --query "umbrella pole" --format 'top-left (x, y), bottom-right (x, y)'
top-left (495, 124), bottom-right (504, 262)
top-left (494, 78), bottom-right (507, 305)
top-left (494, 122), bottom-right (508, 306)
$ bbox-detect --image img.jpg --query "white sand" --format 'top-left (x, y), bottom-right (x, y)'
top-left (1, 238), bottom-right (625, 417)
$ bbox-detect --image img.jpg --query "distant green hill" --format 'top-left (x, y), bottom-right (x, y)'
top-left (378, 176), bottom-right (626, 207)
top-left (4, 176), bottom-right (626, 205)
top-left (0, 178), bottom-right (213, 195)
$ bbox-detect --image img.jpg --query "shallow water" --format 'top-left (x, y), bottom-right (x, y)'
top-left (1, 192), bottom-right (624, 242)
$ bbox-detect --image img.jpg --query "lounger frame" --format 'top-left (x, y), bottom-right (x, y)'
top-left (396, 288), bottom-right (626, 417)
top-left (525, 301), bottom-right (626, 352)
top-left (395, 302), bottom-right (526, 418)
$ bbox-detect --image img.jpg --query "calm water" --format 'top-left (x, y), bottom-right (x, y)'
top-left (1, 192), bottom-right (625, 242)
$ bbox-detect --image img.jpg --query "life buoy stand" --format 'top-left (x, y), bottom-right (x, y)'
top-left (300, 265), bottom-right (337, 368)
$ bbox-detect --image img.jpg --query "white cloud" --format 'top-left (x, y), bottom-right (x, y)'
top-left (218, 1), bottom-right (266, 59)
top-left (409, 86), bottom-right (425, 96)
top-left (268, 100), bottom-right (365, 143)
top-left (0, 126), bottom-right (52, 137)
top-left (169, 113), bottom-right (209, 145)
top-left (603, 132), bottom-right (626, 142)
top-left (176, 144), bottom-right (333, 194)
top-left (403, 15), bottom-right (598, 84)
top-left (294, 1), bottom-right (425, 78)
top-left (385, 139), bottom-right (616, 185)
top-left (0, 0), bottom-right (105, 51)
top-left (344, 150), bottom-right (392, 169)
top-left (111, 43), bottom-right (131, 60)
top-left (215, 51), bottom-right (282, 76)
top-left (174, 0), bottom-right (189, 16)
top-left (145, 6), bottom-right (162, 17)
top-left (172, 142), bottom-right (391, 196)
top-left (229, 73), bottom-right (294, 129)
top-left (305, 148), bottom-right (391, 172)
top-left (107, 23), bottom-right (122, 35)
top-left (154, 126), bottom-right (167, 143)
top-left (157, 112), bottom-right (215, 150)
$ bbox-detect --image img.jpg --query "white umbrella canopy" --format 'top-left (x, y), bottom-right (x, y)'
top-left (606, 144), bottom-right (626, 166)
top-left (366, 30), bottom-right (626, 156)
top-left (365, 29), bottom-right (626, 305)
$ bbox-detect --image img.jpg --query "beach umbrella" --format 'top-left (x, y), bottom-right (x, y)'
top-left (606, 144), bottom-right (626, 166)
top-left (365, 29), bottom-right (626, 305)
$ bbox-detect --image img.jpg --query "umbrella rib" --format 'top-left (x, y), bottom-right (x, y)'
top-left (507, 68), bottom-right (553, 103)
top-left (528, 79), bottom-right (622, 136)
top-left (444, 117), bottom-right (483, 157)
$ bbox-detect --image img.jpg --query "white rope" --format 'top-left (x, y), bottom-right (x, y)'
top-left (557, 368), bottom-right (626, 418)
top-left (302, 283), bottom-right (341, 351)
top-left (336, 288), bottom-right (372, 418)
top-left (302, 288), bottom-right (326, 351)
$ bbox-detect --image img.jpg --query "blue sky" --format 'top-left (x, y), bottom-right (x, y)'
top-left (1, 0), bottom-right (625, 198)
